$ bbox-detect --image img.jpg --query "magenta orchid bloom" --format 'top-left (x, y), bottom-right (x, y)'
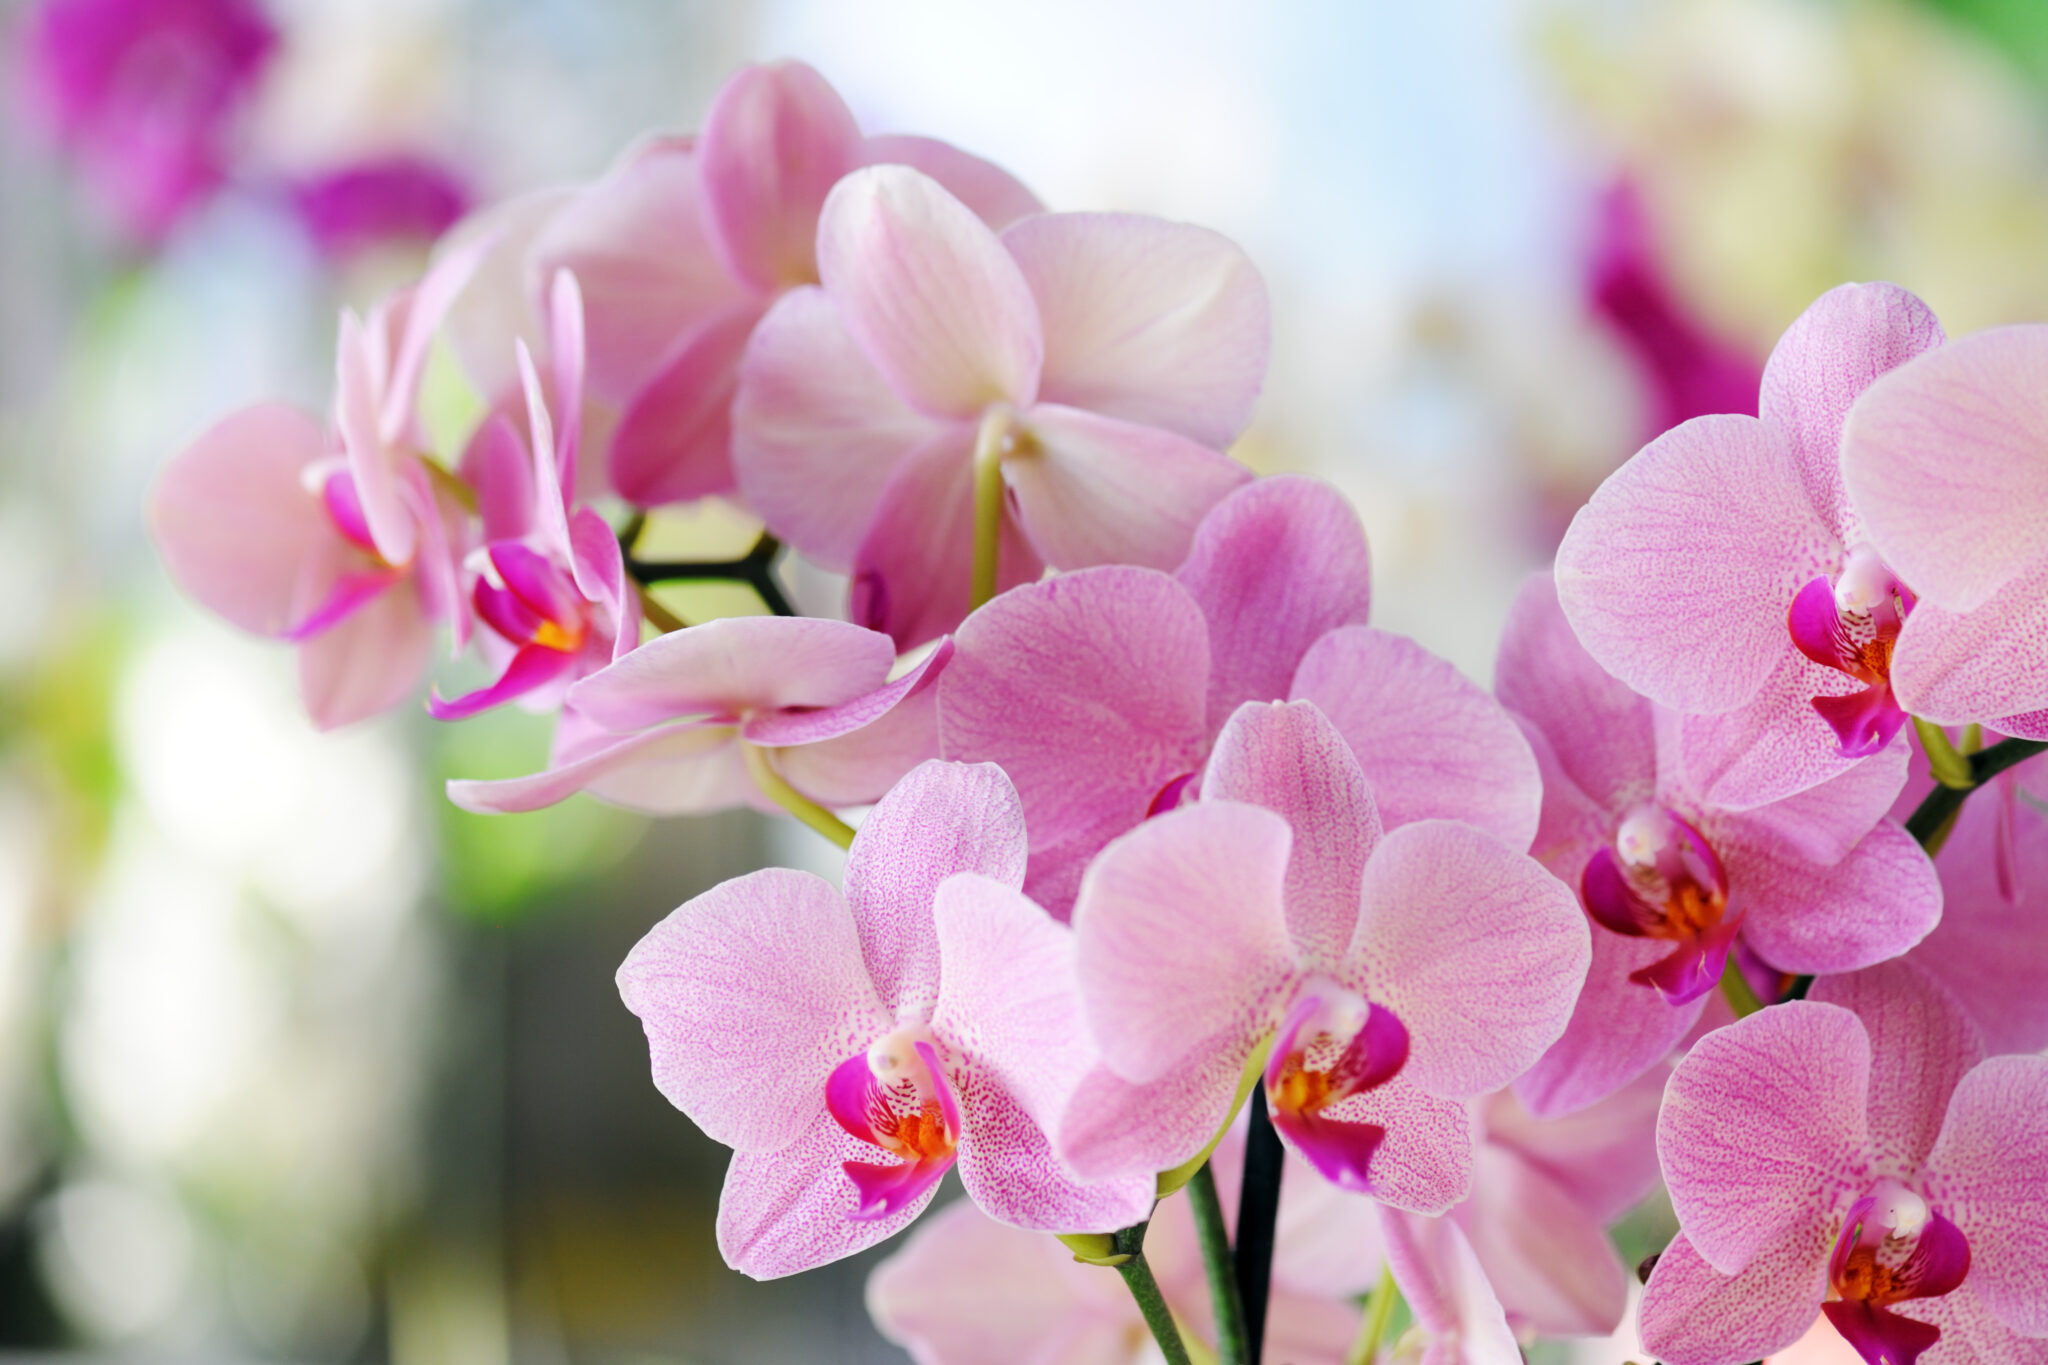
top-left (1057, 699), bottom-right (1588, 1211)
top-left (1556, 283), bottom-right (1947, 808)
top-left (446, 614), bottom-right (950, 816)
top-left (17, 0), bottom-right (276, 244)
top-left (940, 475), bottom-right (1538, 918)
top-left (1379, 1210), bottom-right (1522, 1365)
top-left (1839, 325), bottom-right (2048, 737)
top-left (617, 761), bottom-right (1153, 1278)
top-left (530, 60), bottom-right (1042, 506)
top-left (870, 1121), bottom-right (1384, 1365)
top-left (291, 153), bottom-right (472, 260)
top-left (733, 161), bottom-right (1270, 647)
top-left (1641, 961), bottom-right (2048, 1365)
top-left (428, 273), bottom-right (641, 720)
top-left (1499, 572), bottom-right (1941, 1117)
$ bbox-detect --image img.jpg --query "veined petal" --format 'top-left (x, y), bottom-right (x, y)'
top-left (954, 1073), bottom-right (1153, 1234)
top-left (772, 670), bottom-right (946, 808)
top-left (1809, 962), bottom-right (1983, 1175)
top-left (860, 134), bottom-right (1044, 230)
top-left (817, 165), bottom-right (1042, 417)
top-left (1674, 649), bottom-right (1877, 811)
top-left (739, 637), bottom-right (953, 748)
top-left (1003, 211), bottom-right (1269, 448)
top-left (1908, 793), bottom-right (2048, 1055)
top-left (1302, 1077), bottom-right (1477, 1215)
top-left (1721, 819), bottom-right (1940, 976)
top-left (699, 60), bottom-right (863, 291)
top-left (1893, 1281), bottom-right (2048, 1365)
top-left (718, 1109), bottom-right (935, 1279)
top-left (1639, 1231), bottom-right (1831, 1365)
top-left (609, 300), bottom-right (765, 506)
top-left (568, 615), bottom-right (895, 731)
top-left (1697, 727), bottom-right (1908, 867)
top-left (1842, 324), bottom-right (2048, 612)
top-left (1007, 404), bottom-right (1251, 574)
top-left (1890, 563), bottom-right (2048, 724)
top-left (1556, 413), bottom-right (1837, 715)
top-left (1514, 928), bottom-right (1708, 1120)
top-left (1925, 1054), bottom-right (2048, 1336)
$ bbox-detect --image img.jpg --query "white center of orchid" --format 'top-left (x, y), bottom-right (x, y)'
top-left (1878, 1183), bottom-right (1931, 1240)
top-left (866, 1024), bottom-right (938, 1098)
top-left (1835, 543), bottom-right (1893, 615)
top-left (1615, 808), bottom-right (1670, 869)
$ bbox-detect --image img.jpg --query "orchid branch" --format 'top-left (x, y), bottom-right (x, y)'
top-left (621, 520), bottom-right (797, 617)
top-left (1343, 1265), bottom-right (1402, 1365)
top-left (740, 743), bottom-right (856, 849)
top-left (1111, 1220), bottom-right (1198, 1365)
top-left (1186, 1162), bottom-right (1249, 1364)
top-left (1234, 1087), bottom-right (1284, 1365)
top-left (1903, 735), bottom-right (2047, 852)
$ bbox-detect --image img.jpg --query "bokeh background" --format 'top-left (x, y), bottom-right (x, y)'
top-left (2, 0), bottom-right (2046, 1359)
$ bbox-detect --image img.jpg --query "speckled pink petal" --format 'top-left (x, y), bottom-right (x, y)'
top-left (738, 638), bottom-right (952, 748)
top-left (1695, 724), bottom-right (1908, 866)
top-left (732, 285), bottom-right (947, 570)
top-left (1889, 564), bottom-right (2048, 724)
top-left (1055, 1048), bottom-right (1249, 1182)
top-left (1556, 413), bottom-right (1837, 715)
top-left (296, 575), bottom-right (433, 729)
top-left (1759, 281), bottom-right (1946, 543)
top-left (1639, 1231), bottom-right (1830, 1365)
top-left (1809, 962), bottom-right (1983, 1174)
top-left (1908, 794), bottom-right (2048, 1054)
top-left (1294, 627), bottom-right (1542, 850)
top-left (1925, 1053), bottom-right (2048, 1336)
top-left (1309, 1076), bottom-right (1477, 1215)
top-left (1673, 649), bottom-right (1876, 811)
top-left (1002, 211), bottom-right (1269, 450)
top-left (1348, 820), bottom-right (1589, 1099)
top-left (940, 567), bottom-right (1211, 920)
top-left (774, 673), bottom-right (946, 808)
top-left (568, 615), bottom-right (895, 731)
top-left (1720, 818), bottom-right (1939, 975)
top-left (609, 300), bottom-right (766, 506)
top-left (1073, 800), bottom-right (1298, 1085)
top-left (718, 1109), bottom-right (935, 1279)
top-left (859, 135), bottom-right (1044, 230)
top-left (953, 1073), bottom-right (1153, 1234)
top-left (816, 165), bottom-right (1042, 418)
top-left (1455, 1143), bottom-right (1629, 1337)
top-left (1893, 1281), bottom-right (2048, 1365)
top-left (1177, 476), bottom-right (1374, 733)
top-left (1205, 700), bottom-right (1382, 968)
top-left (1514, 927), bottom-right (1708, 1120)
top-left (1658, 1002), bottom-right (1871, 1276)
top-left (698, 60), bottom-right (862, 291)
top-left (1006, 403), bottom-right (1250, 573)
top-left (1843, 324), bottom-right (2048, 612)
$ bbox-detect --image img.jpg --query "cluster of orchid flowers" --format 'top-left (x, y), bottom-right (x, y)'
top-left (146, 57), bottom-right (2048, 1365)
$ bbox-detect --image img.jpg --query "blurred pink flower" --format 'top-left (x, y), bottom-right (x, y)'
top-left (1557, 283), bottom-right (1945, 808)
top-left (1840, 324), bottom-right (2048, 738)
top-left (617, 762), bottom-right (1153, 1279)
top-left (1057, 700), bottom-right (1587, 1210)
top-left (292, 153), bottom-right (471, 259)
top-left (1379, 1210), bottom-right (1522, 1364)
top-left (16, 0), bottom-right (276, 243)
top-left (734, 162), bottom-right (1268, 647)
top-left (1641, 961), bottom-right (2048, 1365)
top-left (1498, 572), bottom-right (1939, 1117)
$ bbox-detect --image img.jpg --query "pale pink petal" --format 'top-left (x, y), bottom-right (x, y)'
top-left (444, 718), bottom-right (739, 815)
top-left (1555, 413), bottom-right (1838, 714)
top-left (546, 270), bottom-right (587, 493)
top-left (1759, 281), bottom-right (1946, 542)
top-left (1673, 649), bottom-right (1878, 811)
top-left (1692, 724), bottom-right (1908, 865)
top-left (732, 286), bottom-right (944, 569)
top-left (816, 165), bottom-right (1042, 417)
top-left (1293, 627), bottom-right (1542, 850)
top-left (1073, 801), bottom-right (1299, 1084)
top-left (383, 229), bottom-right (494, 440)
top-left (718, 1109), bottom-right (934, 1279)
top-left (848, 763), bottom-right (1026, 1018)
top-left (741, 638), bottom-right (953, 748)
top-left (567, 615), bottom-right (894, 731)
top-left (699, 60), bottom-right (862, 290)
top-left (1347, 820), bottom-right (1588, 1098)
top-left (1893, 1281), bottom-right (2048, 1365)
top-left (440, 188), bottom-right (566, 403)
top-left (1890, 563), bottom-right (2048, 724)
top-left (1842, 324), bottom-right (2048, 611)
top-left (1514, 718), bottom-right (1627, 890)
top-left (1380, 1208), bottom-right (1520, 1358)
top-left (1925, 1053), bottom-right (2048, 1335)
top-left (609, 300), bottom-right (765, 506)
top-left (1175, 475), bottom-right (1374, 731)
top-left (1809, 961), bottom-right (1983, 1174)
top-left (426, 641), bottom-right (574, 721)
top-left (1205, 700), bottom-right (1382, 968)
top-left (1311, 1078), bottom-right (1477, 1215)
top-left (1721, 819), bottom-right (1940, 975)
top-left (1640, 1231), bottom-right (1830, 1365)
top-left (775, 671), bottom-right (945, 808)
top-left (1056, 1049), bottom-right (1248, 1182)
top-left (1494, 573), bottom-right (1656, 815)
top-left (334, 308), bottom-right (417, 567)
top-left (149, 404), bottom-right (346, 635)
top-left (1005, 403), bottom-right (1251, 572)
top-left (296, 576), bottom-right (433, 729)
top-left (1515, 928), bottom-right (1707, 1119)
top-left (458, 413), bottom-right (534, 544)
top-left (939, 567), bottom-right (1211, 920)
top-left (617, 867), bottom-right (887, 1151)
top-left (566, 506), bottom-right (637, 657)
top-left (1456, 1144), bottom-right (1629, 1336)
top-left (1483, 1066), bottom-right (1667, 1224)
top-left (1909, 795), bottom-right (2048, 1054)
top-left (848, 426), bottom-right (1043, 651)
top-left (955, 1076), bottom-right (1153, 1234)
top-left (1658, 1001), bottom-right (1871, 1276)
top-left (860, 135), bottom-right (1044, 230)
top-left (1002, 212), bottom-right (1269, 448)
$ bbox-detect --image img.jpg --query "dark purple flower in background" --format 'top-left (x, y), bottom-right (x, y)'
top-left (292, 154), bottom-right (471, 259)
top-left (16, 0), bottom-right (277, 244)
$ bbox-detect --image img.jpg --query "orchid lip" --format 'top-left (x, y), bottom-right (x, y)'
top-left (825, 1029), bottom-right (960, 1220)
top-left (1820, 1184), bottom-right (1972, 1365)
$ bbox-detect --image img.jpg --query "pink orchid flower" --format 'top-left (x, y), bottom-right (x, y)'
top-left (733, 161), bottom-right (1270, 648)
top-left (869, 1120), bottom-right (1384, 1365)
top-left (940, 475), bottom-right (1538, 918)
top-left (446, 615), bottom-right (950, 816)
top-left (1839, 324), bottom-right (2048, 738)
top-left (530, 60), bottom-right (1042, 506)
top-left (1379, 1209), bottom-right (1523, 1365)
top-left (1499, 572), bottom-right (1940, 1118)
top-left (291, 153), bottom-right (472, 260)
top-left (1641, 960), bottom-right (2048, 1365)
top-left (1057, 699), bottom-right (1588, 1213)
top-left (617, 761), bottom-right (1153, 1279)
top-left (428, 272), bottom-right (641, 720)
top-left (1556, 283), bottom-right (1948, 809)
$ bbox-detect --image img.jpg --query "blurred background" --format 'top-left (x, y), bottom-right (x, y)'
top-left (1, 0), bottom-right (2046, 1359)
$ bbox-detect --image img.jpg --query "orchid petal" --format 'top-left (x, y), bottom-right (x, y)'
top-left (1810, 962), bottom-right (1983, 1174)
top-left (296, 576), bottom-right (433, 729)
top-left (459, 413), bottom-right (535, 544)
top-left (444, 717), bottom-right (738, 815)
top-left (1674, 649), bottom-right (1878, 810)
top-left (954, 1073), bottom-right (1153, 1234)
top-left (860, 134), bottom-right (1044, 230)
top-left (1457, 1144), bottom-right (1630, 1337)
top-left (1299, 1076), bottom-right (1477, 1215)
top-left (772, 667), bottom-right (948, 808)
top-left (740, 637), bottom-right (954, 748)
top-left (1890, 563), bottom-right (2048, 724)
top-left (609, 301), bottom-right (765, 506)
top-left (334, 308), bottom-right (416, 567)
top-left (1909, 794), bottom-right (2048, 1055)
top-left (1055, 1049), bottom-right (1250, 1182)
top-left (1925, 1054), bottom-right (2048, 1335)
top-left (426, 642), bottom-right (575, 721)
top-left (699, 60), bottom-right (863, 291)
top-left (1723, 819), bottom-right (1940, 976)
top-left (718, 1109), bottom-right (934, 1279)
top-left (1514, 928), bottom-right (1709, 1120)
top-left (1639, 1231), bottom-right (1830, 1365)
top-left (568, 615), bottom-right (894, 731)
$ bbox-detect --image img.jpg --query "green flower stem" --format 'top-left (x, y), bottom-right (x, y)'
top-left (1718, 953), bottom-right (1767, 1019)
top-left (636, 584), bottom-right (688, 634)
top-left (969, 406), bottom-right (1014, 613)
top-left (1186, 1163), bottom-right (1249, 1365)
top-left (1234, 1087), bottom-right (1284, 1365)
top-left (1112, 1222), bottom-right (1196, 1365)
top-left (741, 743), bottom-right (856, 850)
top-left (1343, 1265), bottom-right (1402, 1365)
top-left (1904, 735), bottom-right (2048, 854)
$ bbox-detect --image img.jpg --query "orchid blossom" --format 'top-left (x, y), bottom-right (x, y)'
top-left (1378, 1210), bottom-right (1522, 1365)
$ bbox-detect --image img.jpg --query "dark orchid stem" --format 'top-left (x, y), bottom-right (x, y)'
top-left (1186, 1162), bottom-right (1249, 1364)
top-left (623, 529), bottom-right (798, 617)
top-left (1903, 736), bottom-right (2048, 850)
top-left (1235, 1087), bottom-right (1284, 1365)
top-left (1112, 1221), bottom-right (1195, 1365)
